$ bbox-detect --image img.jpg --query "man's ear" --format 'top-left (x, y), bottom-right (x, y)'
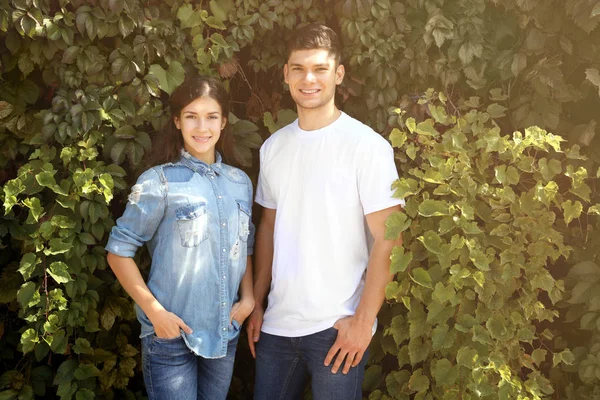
top-left (283, 63), bottom-right (289, 84)
top-left (335, 64), bottom-right (345, 85)
top-left (173, 116), bottom-right (180, 129)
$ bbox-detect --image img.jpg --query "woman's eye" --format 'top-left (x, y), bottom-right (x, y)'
top-left (185, 115), bottom-right (196, 119)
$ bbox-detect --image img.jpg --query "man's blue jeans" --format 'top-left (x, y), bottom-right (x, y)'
top-left (254, 328), bottom-right (368, 400)
top-left (141, 334), bottom-right (238, 400)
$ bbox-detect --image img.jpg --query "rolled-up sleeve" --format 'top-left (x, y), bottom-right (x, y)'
top-left (105, 168), bottom-right (166, 258)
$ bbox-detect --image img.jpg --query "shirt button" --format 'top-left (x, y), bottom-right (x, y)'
top-left (218, 195), bottom-right (222, 199)
top-left (222, 302), bottom-right (226, 306)
top-left (222, 248), bottom-right (226, 252)
top-left (210, 176), bottom-right (215, 179)
top-left (222, 275), bottom-right (226, 280)
top-left (222, 222), bottom-right (226, 227)
top-left (222, 327), bottom-right (226, 331)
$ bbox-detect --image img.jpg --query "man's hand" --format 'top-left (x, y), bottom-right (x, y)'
top-left (324, 316), bottom-right (373, 374)
top-left (148, 308), bottom-right (193, 339)
top-left (246, 305), bottom-right (264, 358)
top-left (230, 297), bottom-right (255, 326)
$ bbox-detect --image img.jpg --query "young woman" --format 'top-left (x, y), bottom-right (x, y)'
top-left (105, 76), bottom-right (255, 400)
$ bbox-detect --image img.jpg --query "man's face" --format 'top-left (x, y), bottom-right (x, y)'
top-left (284, 49), bottom-right (344, 112)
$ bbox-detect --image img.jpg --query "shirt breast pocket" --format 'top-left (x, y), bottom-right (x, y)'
top-left (236, 200), bottom-right (251, 242)
top-left (176, 203), bottom-right (209, 247)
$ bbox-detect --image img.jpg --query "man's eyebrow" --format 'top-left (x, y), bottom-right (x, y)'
top-left (288, 63), bottom-right (330, 67)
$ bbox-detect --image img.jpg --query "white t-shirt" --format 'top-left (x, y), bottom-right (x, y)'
top-left (255, 112), bottom-right (404, 337)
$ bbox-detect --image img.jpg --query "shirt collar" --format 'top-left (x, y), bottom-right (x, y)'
top-left (180, 149), bottom-right (222, 175)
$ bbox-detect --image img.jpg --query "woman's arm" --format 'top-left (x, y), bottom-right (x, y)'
top-left (107, 252), bottom-right (192, 338)
top-left (230, 256), bottom-right (255, 325)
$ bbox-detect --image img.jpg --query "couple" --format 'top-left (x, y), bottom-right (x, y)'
top-left (105, 23), bottom-right (404, 400)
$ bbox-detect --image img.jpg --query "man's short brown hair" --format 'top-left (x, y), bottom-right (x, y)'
top-left (286, 23), bottom-right (342, 65)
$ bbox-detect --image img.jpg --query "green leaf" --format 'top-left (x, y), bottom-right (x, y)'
top-left (532, 349), bottom-right (547, 366)
top-left (17, 282), bottom-right (39, 308)
top-left (390, 247), bottom-right (412, 274)
top-left (72, 338), bottom-right (93, 355)
top-left (149, 61), bottom-right (185, 95)
top-left (20, 329), bottom-right (39, 354)
top-left (53, 360), bottom-right (78, 385)
top-left (18, 253), bottom-right (39, 280)
top-left (562, 200), bottom-right (583, 225)
top-left (389, 128), bottom-right (407, 148)
top-left (431, 358), bottom-right (458, 387)
top-left (418, 200), bottom-right (450, 217)
top-left (49, 330), bottom-right (67, 354)
top-left (73, 364), bottom-right (101, 380)
top-left (585, 68), bottom-right (600, 96)
top-left (553, 349), bottom-right (574, 367)
top-left (48, 262), bottom-right (72, 283)
top-left (76, 388), bottom-right (95, 400)
top-left (392, 178), bottom-right (419, 198)
top-left (385, 212), bottom-right (410, 239)
top-left (418, 231), bottom-right (443, 254)
top-left (486, 103), bottom-right (507, 118)
top-left (0, 101), bottom-right (14, 119)
top-left (408, 368), bottom-right (429, 392)
top-left (411, 268), bottom-right (433, 289)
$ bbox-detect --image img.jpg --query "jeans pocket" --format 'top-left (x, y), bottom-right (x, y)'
top-left (236, 200), bottom-right (250, 242)
top-left (176, 203), bottom-right (208, 247)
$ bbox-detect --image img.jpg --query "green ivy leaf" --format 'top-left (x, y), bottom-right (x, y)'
top-left (431, 358), bottom-right (458, 387)
top-left (73, 364), bottom-right (101, 380)
top-left (385, 212), bottom-right (410, 239)
top-left (149, 61), bottom-right (185, 95)
top-left (418, 231), bottom-right (443, 254)
top-left (411, 268), bottom-right (433, 289)
top-left (418, 199), bottom-right (451, 217)
top-left (17, 282), bottom-right (39, 308)
top-left (48, 262), bottom-right (72, 284)
top-left (18, 253), bottom-right (39, 280)
top-left (408, 368), bottom-right (429, 392)
top-left (390, 247), bottom-right (413, 274)
top-left (72, 338), bottom-right (94, 355)
top-left (562, 200), bottom-right (583, 225)
top-left (20, 329), bottom-right (39, 354)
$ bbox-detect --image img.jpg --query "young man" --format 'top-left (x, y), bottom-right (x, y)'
top-left (246, 23), bottom-right (404, 400)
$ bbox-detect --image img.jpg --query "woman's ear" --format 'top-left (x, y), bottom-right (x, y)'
top-left (221, 117), bottom-right (227, 130)
top-left (173, 116), bottom-right (181, 129)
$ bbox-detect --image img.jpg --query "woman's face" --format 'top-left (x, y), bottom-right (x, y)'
top-left (174, 96), bottom-right (226, 164)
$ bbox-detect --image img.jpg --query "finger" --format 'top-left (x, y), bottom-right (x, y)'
top-left (324, 343), bottom-right (340, 367)
top-left (247, 323), bottom-right (258, 358)
top-left (177, 318), bottom-right (193, 334)
top-left (248, 334), bottom-right (256, 358)
top-left (331, 351), bottom-right (348, 374)
top-left (352, 350), bottom-right (365, 367)
top-left (342, 353), bottom-right (356, 374)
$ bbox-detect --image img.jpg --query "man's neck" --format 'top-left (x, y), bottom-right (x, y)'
top-left (297, 105), bottom-right (341, 131)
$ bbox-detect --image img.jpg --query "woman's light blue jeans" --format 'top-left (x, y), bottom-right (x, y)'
top-left (141, 334), bottom-right (238, 400)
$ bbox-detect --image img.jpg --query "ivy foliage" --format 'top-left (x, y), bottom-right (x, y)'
top-left (0, 0), bottom-right (599, 399)
top-left (376, 90), bottom-right (598, 400)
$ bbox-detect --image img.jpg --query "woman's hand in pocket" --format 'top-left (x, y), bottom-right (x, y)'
top-left (149, 308), bottom-right (193, 339)
top-left (230, 297), bottom-right (255, 326)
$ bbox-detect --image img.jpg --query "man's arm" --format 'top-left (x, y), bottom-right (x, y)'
top-left (246, 207), bottom-right (276, 358)
top-left (324, 204), bottom-right (402, 374)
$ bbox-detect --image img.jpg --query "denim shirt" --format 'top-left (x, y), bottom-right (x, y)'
top-left (105, 151), bottom-right (255, 358)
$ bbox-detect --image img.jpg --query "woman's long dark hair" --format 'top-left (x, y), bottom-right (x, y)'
top-left (143, 75), bottom-right (239, 169)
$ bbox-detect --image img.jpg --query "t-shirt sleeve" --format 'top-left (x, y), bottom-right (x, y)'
top-left (357, 136), bottom-right (405, 215)
top-left (105, 168), bottom-right (166, 258)
top-left (255, 144), bottom-right (277, 209)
